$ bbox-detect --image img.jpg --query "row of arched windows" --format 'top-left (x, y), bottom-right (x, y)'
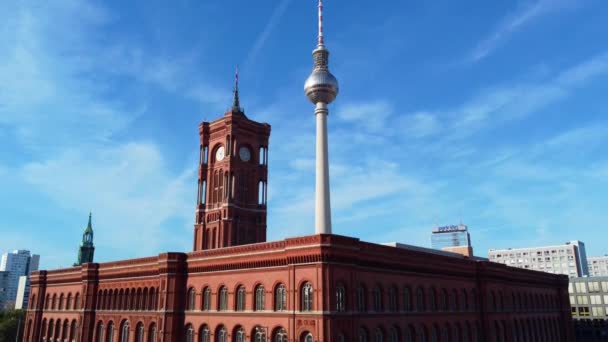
top-left (185, 282), bottom-right (313, 312)
top-left (96, 287), bottom-right (159, 311)
top-left (43, 292), bottom-right (80, 311)
top-left (184, 324), bottom-right (290, 342)
top-left (341, 285), bottom-right (477, 313)
top-left (95, 320), bottom-right (157, 342)
top-left (38, 318), bottom-right (77, 342)
top-left (488, 290), bottom-right (559, 313)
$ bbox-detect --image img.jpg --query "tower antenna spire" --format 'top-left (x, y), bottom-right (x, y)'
top-left (318, 0), bottom-right (324, 46)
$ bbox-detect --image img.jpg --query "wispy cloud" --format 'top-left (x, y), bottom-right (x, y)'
top-left (244, 0), bottom-right (293, 70)
top-left (470, 0), bottom-right (575, 62)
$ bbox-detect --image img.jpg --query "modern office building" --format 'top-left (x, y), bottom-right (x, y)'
top-left (589, 256), bottom-right (608, 277)
top-left (568, 276), bottom-right (608, 340)
top-left (0, 249), bottom-right (40, 309)
top-left (488, 241), bottom-right (589, 277)
top-left (0, 271), bottom-right (9, 309)
top-left (431, 224), bottom-right (473, 257)
top-left (15, 275), bottom-right (30, 310)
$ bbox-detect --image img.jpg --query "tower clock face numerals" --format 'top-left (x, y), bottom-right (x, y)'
top-left (215, 146), bottom-right (225, 161)
top-left (239, 146), bottom-right (251, 161)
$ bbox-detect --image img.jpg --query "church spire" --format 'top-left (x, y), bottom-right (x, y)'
top-left (75, 212), bottom-right (95, 266)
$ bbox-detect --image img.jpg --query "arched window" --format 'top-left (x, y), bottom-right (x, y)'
top-left (463, 322), bottom-right (470, 342)
top-left (106, 322), bottom-right (115, 342)
top-left (388, 328), bottom-right (399, 342)
top-left (374, 328), bottom-right (383, 342)
top-left (416, 287), bottom-right (425, 312)
top-left (47, 319), bottom-right (54, 341)
top-left (490, 291), bottom-right (497, 312)
top-left (404, 287), bottom-right (412, 311)
top-left (202, 287), bottom-right (211, 311)
top-left (74, 293), bottom-right (80, 310)
top-left (135, 323), bottom-right (144, 342)
top-left (61, 320), bottom-right (69, 342)
top-left (218, 286), bottom-right (228, 311)
top-left (357, 285), bottom-right (366, 311)
top-left (186, 324), bottom-right (194, 342)
top-left (254, 326), bottom-right (266, 342)
top-left (95, 321), bottom-right (103, 342)
top-left (431, 325), bottom-right (439, 342)
top-left (450, 289), bottom-right (458, 311)
top-left (301, 282), bottom-right (313, 311)
top-left (420, 327), bottom-right (429, 342)
top-left (216, 326), bottom-right (227, 342)
top-left (429, 288), bottom-right (437, 311)
top-left (301, 332), bottom-right (313, 342)
top-left (234, 326), bottom-right (246, 342)
top-left (148, 323), bottom-right (157, 342)
top-left (388, 287), bottom-right (398, 312)
top-left (439, 289), bottom-right (447, 311)
top-left (358, 328), bottom-right (368, 342)
top-left (274, 284), bottom-right (286, 311)
top-left (40, 320), bottom-right (47, 342)
top-left (373, 286), bottom-right (383, 311)
top-left (187, 288), bottom-right (196, 311)
top-left (336, 284), bottom-right (346, 312)
top-left (255, 285), bottom-right (265, 311)
top-left (337, 333), bottom-right (346, 342)
top-left (59, 293), bottom-right (65, 310)
top-left (404, 326), bottom-right (415, 342)
top-left (461, 289), bottom-right (468, 311)
top-left (274, 328), bottom-right (287, 342)
top-left (236, 286), bottom-right (246, 311)
top-left (66, 293), bottom-right (72, 310)
top-left (120, 321), bottom-right (129, 342)
top-left (453, 324), bottom-right (461, 342)
top-left (70, 320), bottom-right (77, 342)
top-left (45, 294), bottom-right (50, 310)
top-left (29, 294), bottom-right (36, 309)
top-left (470, 290), bottom-right (477, 311)
top-left (52, 294), bottom-right (57, 310)
top-left (199, 325), bottom-right (210, 342)
top-left (440, 324), bottom-right (449, 342)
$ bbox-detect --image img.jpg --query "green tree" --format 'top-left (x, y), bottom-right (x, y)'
top-left (0, 309), bottom-right (25, 342)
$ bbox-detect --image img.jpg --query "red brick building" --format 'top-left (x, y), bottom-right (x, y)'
top-left (23, 100), bottom-right (575, 342)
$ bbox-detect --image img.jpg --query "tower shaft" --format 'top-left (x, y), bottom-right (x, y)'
top-left (315, 103), bottom-right (332, 234)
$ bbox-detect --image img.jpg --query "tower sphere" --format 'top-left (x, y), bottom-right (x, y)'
top-left (304, 68), bottom-right (339, 104)
top-left (304, 47), bottom-right (339, 105)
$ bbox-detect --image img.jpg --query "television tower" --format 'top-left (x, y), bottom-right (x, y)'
top-left (304, 0), bottom-right (339, 234)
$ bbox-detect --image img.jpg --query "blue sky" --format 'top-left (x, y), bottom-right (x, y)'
top-left (1, 0), bottom-right (607, 269)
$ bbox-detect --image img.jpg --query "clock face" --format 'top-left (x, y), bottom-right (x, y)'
top-left (215, 146), bottom-right (225, 161)
top-left (239, 146), bottom-right (251, 162)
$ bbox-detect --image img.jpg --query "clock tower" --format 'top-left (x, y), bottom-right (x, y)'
top-left (193, 77), bottom-right (271, 251)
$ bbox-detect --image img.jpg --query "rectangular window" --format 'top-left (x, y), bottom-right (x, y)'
top-left (603, 295), bottom-right (608, 304)
top-left (578, 306), bottom-right (590, 316)
top-left (590, 295), bottom-right (602, 305)
top-left (577, 296), bottom-right (588, 305)
top-left (571, 307), bottom-right (577, 315)
top-left (592, 307), bottom-right (605, 317)
top-left (569, 295), bottom-right (575, 304)
top-left (602, 282), bottom-right (608, 292)
top-left (576, 283), bottom-right (587, 293)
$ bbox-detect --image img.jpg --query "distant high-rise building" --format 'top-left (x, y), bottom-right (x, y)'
top-left (589, 255), bottom-right (608, 277)
top-left (74, 213), bottom-right (95, 266)
top-left (488, 241), bottom-right (589, 277)
top-left (0, 271), bottom-right (9, 309)
top-left (15, 276), bottom-right (29, 310)
top-left (0, 250), bottom-right (40, 309)
top-left (431, 224), bottom-right (473, 256)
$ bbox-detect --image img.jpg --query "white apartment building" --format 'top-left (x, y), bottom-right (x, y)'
top-left (488, 241), bottom-right (589, 278)
top-left (0, 250), bottom-right (40, 309)
top-left (589, 255), bottom-right (608, 277)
